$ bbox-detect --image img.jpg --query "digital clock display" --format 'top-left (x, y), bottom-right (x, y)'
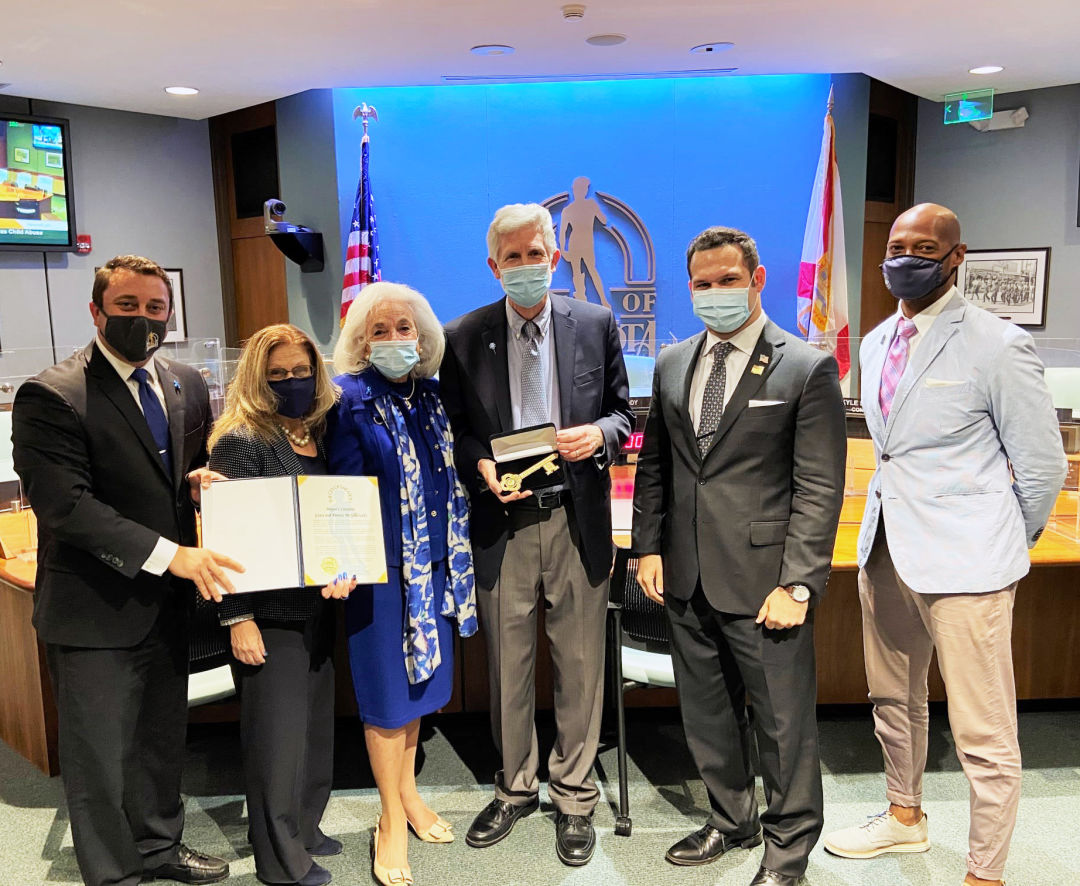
top-left (622, 432), bottom-right (645, 452)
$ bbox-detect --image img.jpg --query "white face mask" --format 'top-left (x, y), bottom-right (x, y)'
top-left (500, 262), bottom-right (552, 309)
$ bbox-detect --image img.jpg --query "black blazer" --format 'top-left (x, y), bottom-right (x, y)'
top-left (12, 342), bottom-right (212, 648)
top-left (440, 294), bottom-right (633, 587)
top-left (208, 426), bottom-right (325, 624)
top-left (632, 320), bottom-right (847, 615)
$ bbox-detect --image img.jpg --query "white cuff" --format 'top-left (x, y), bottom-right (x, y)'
top-left (143, 537), bottom-right (179, 576)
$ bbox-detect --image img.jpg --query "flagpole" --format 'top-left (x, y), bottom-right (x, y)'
top-left (352, 102), bottom-right (379, 144)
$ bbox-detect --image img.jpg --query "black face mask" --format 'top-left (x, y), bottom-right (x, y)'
top-left (100, 312), bottom-right (168, 363)
top-left (880, 244), bottom-right (960, 301)
top-left (269, 376), bottom-right (317, 419)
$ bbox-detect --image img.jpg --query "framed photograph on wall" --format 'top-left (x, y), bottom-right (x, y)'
top-left (164, 269), bottom-right (187, 341)
top-left (957, 247), bottom-right (1050, 328)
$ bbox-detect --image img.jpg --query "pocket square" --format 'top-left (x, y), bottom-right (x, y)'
top-left (748, 399), bottom-right (785, 407)
top-left (924, 378), bottom-right (966, 388)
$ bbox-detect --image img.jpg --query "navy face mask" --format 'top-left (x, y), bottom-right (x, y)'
top-left (880, 245), bottom-right (959, 301)
top-left (269, 376), bottom-right (316, 418)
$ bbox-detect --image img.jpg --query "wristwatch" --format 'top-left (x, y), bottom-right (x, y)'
top-left (786, 584), bottom-right (811, 604)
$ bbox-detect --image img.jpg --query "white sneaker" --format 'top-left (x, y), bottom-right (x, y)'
top-left (824, 810), bottom-right (931, 859)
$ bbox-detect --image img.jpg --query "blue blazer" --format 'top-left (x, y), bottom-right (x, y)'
top-left (857, 290), bottom-right (1067, 593)
top-left (326, 368), bottom-right (444, 568)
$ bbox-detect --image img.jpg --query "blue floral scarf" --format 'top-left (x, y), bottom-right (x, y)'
top-left (374, 386), bottom-right (477, 684)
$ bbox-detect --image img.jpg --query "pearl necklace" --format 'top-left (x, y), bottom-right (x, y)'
top-left (280, 422), bottom-right (312, 447)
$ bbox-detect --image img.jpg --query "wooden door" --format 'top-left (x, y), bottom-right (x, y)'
top-left (209, 103), bottom-right (287, 344)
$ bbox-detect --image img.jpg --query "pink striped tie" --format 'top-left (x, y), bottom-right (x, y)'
top-left (879, 317), bottom-right (918, 422)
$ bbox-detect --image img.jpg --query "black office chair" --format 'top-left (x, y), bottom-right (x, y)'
top-left (605, 547), bottom-right (676, 837)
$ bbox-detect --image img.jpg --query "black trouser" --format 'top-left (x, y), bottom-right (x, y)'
top-left (232, 607), bottom-right (335, 883)
top-left (47, 612), bottom-right (189, 886)
top-left (666, 585), bottom-right (822, 878)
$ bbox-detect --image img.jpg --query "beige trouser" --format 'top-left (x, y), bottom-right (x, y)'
top-left (477, 502), bottom-right (609, 815)
top-left (860, 530), bottom-right (1020, 881)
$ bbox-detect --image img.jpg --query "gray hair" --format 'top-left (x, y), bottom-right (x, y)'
top-left (685, 226), bottom-right (760, 277)
top-left (486, 203), bottom-right (557, 262)
top-left (333, 281), bottom-right (445, 378)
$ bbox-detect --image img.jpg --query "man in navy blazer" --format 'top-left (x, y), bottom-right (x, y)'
top-left (824, 205), bottom-right (1067, 886)
top-left (440, 203), bottom-right (632, 866)
top-left (13, 255), bottom-right (240, 886)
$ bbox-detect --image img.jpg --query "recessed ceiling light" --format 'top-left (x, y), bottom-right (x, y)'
top-left (969, 65), bottom-right (1004, 75)
top-left (470, 44), bottom-right (515, 56)
top-left (164, 86), bottom-right (199, 96)
top-left (586, 33), bottom-right (626, 46)
top-left (690, 42), bottom-right (734, 54)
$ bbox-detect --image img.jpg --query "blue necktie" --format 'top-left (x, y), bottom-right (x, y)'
top-left (132, 367), bottom-right (173, 479)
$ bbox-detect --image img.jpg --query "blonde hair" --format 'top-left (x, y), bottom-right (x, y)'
top-left (209, 324), bottom-right (339, 450)
top-left (486, 203), bottom-right (557, 262)
top-left (333, 281), bottom-right (445, 377)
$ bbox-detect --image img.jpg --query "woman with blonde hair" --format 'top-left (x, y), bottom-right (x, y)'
top-left (327, 283), bottom-right (477, 886)
top-left (209, 323), bottom-right (354, 886)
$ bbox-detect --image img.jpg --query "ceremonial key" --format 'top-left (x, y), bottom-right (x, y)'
top-left (499, 453), bottom-right (559, 493)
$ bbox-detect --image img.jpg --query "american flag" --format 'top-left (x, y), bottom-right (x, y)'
top-left (340, 138), bottom-right (381, 326)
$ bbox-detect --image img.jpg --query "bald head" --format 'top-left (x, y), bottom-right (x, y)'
top-left (890, 203), bottom-right (961, 245)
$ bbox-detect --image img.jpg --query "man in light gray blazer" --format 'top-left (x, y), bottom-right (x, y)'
top-left (633, 226), bottom-right (846, 886)
top-left (824, 204), bottom-right (1067, 886)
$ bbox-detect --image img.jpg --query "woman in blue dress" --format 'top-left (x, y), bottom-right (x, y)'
top-left (327, 282), bottom-right (476, 886)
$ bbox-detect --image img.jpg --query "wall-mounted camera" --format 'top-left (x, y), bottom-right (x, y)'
top-left (264, 198), bottom-right (325, 273)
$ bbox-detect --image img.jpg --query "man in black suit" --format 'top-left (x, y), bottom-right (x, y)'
top-left (632, 227), bottom-right (846, 886)
top-left (440, 203), bottom-right (632, 866)
top-left (12, 255), bottom-right (242, 886)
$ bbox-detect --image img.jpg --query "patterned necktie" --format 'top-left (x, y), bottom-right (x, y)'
top-left (879, 317), bottom-right (918, 422)
top-left (132, 367), bottom-right (173, 478)
top-left (518, 319), bottom-right (548, 428)
top-left (696, 341), bottom-right (735, 456)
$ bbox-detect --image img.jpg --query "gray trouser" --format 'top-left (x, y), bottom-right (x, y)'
top-left (476, 503), bottom-right (609, 815)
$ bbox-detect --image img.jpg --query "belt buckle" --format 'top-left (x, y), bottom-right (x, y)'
top-left (534, 488), bottom-right (561, 510)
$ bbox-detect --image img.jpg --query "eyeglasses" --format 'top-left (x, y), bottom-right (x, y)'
top-left (266, 364), bottom-right (314, 382)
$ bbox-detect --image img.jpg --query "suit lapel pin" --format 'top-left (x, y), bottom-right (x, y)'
top-left (751, 365), bottom-right (764, 375)
top-left (173, 380), bottom-right (181, 393)
top-left (759, 354), bottom-right (770, 364)
top-left (489, 342), bottom-right (497, 352)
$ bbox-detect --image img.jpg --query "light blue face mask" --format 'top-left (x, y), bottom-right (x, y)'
top-left (692, 287), bottom-right (752, 334)
top-left (368, 339), bottom-right (420, 380)
top-left (500, 262), bottom-right (552, 309)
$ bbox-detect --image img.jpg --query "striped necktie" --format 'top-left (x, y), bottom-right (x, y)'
top-left (879, 317), bottom-right (918, 422)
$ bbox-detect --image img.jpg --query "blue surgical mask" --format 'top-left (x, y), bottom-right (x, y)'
top-left (692, 287), bottom-right (752, 334)
top-left (368, 339), bottom-right (420, 379)
top-left (881, 246), bottom-right (958, 301)
top-left (500, 262), bottom-right (552, 309)
top-left (269, 376), bottom-right (316, 419)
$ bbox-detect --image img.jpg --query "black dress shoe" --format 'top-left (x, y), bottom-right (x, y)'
top-left (143, 844), bottom-right (229, 884)
top-left (256, 861), bottom-right (331, 886)
top-left (749, 866), bottom-right (800, 886)
top-left (555, 812), bottom-right (595, 866)
top-left (465, 796), bottom-right (539, 848)
top-left (665, 824), bottom-right (763, 866)
top-left (309, 834), bottom-right (343, 857)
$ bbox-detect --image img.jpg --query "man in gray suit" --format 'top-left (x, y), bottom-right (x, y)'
top-left (633, 226), bottom-right (846, 886)
top-left (824, 204), bottom-right (1067, 886)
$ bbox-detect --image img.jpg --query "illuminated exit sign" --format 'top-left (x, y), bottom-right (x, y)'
top-left (944, 88), bottom-right (994, 124)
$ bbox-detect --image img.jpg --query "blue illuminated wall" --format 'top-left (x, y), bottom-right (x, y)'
top-left (283, 75), bottom-right (851, 349)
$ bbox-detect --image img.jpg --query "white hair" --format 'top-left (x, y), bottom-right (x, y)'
top-left (333, 281), bottom-right (445, 378)
top-left (486, 203), bottom-right (557, 262)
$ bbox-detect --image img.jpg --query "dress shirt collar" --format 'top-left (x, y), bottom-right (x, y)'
top-left (703, 310), bottom-right (768, 357)
top-left (504, 295), bottom-right (552, 341)
top-left (95, 334), bottom-right (162, 386)
top-left (897, 285), bottom-right (955, 337)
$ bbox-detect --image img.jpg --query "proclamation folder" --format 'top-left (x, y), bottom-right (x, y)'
top-left (201, 475), bottom-right (388, 593)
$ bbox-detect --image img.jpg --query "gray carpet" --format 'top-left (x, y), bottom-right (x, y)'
top-left (1, 706), bottom-right (1078, 885)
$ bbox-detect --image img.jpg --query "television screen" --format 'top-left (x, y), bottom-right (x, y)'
top-left (0, 114), bottom-right (77, 252)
